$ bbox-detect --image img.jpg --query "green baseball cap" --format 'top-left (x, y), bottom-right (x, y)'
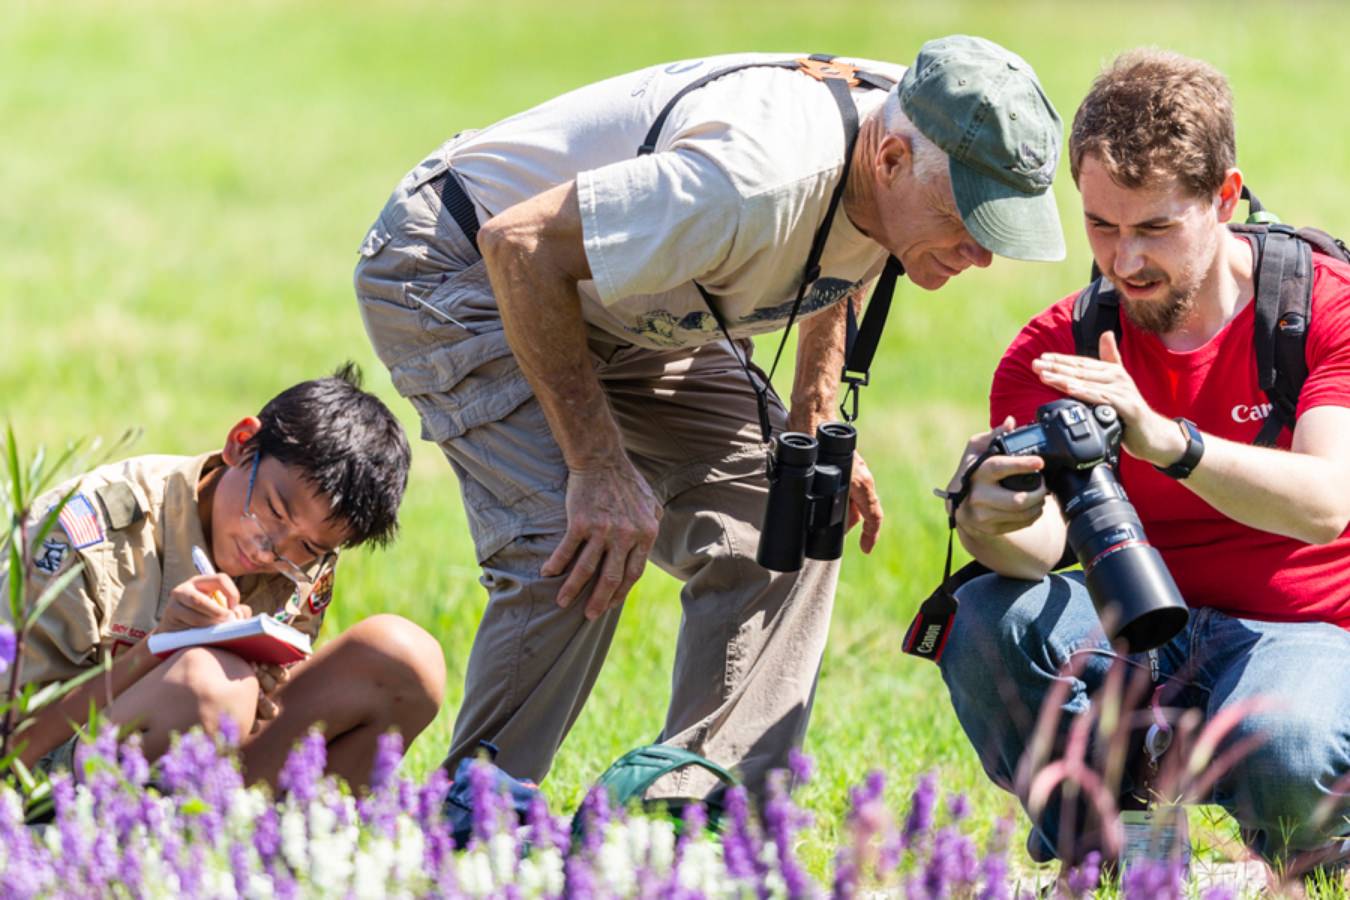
top-left (899, 35), bottom-right (1065, 262)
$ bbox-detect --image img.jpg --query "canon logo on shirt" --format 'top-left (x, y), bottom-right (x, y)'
top-left (1232, 402), bottom-right (1274, 423)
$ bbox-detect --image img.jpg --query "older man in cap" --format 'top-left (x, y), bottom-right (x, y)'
top-left (355, 35), bottom-right (1065, 796)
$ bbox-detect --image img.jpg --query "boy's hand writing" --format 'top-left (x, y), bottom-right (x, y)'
top-left (153, 574), bottom-right (250, 634)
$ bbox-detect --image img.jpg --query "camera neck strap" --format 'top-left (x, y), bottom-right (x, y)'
top-left (902, 448), bottom-right (996, 663)
top-left (642, 56), bottom-right (898, 443)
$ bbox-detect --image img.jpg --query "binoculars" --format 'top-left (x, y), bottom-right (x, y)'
top-left (756, 423), bottom-right (855, 572)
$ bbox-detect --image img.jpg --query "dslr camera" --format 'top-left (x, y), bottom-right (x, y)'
top-left (992, 399), bottom-right (1188, 652)
top-left (757, 423), bottom-right (855, 572)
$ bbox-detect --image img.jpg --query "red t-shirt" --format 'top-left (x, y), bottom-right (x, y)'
top-left (989, 254), bottom-right (1350, 627)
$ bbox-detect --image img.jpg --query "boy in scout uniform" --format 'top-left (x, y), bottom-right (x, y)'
top-left (7, 364), bottom-right (447, 789)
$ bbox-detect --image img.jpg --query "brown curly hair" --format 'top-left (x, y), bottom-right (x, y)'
top-left (1069, 49), bottom-right (1235, 198)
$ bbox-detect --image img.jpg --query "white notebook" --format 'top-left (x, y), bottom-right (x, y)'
top-left (147, 614), bottom-right (312, 665)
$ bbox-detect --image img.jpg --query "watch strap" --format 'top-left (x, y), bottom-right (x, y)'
top-left (1155, 417), bottom-right (1204, 479)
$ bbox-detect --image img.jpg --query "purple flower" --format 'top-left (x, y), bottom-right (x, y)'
top-left (370, 730), bottom-right (403, 792)
top-left (526, 790), bottom-right (567, 855)
top-left (902, 771), bottom-right (939, 848)
top-left (229, 841), bottom-right (252, 897)
top-left (722, 786), bottom-right (764, 883)
top-left (119, 735), bottom-right (150, 787)
top-left (0, 623), bottom-right (15, 674)
top-left (921, 826), bottom-right (980, 897)
top-left (1122, 858), bottom-right (1186, 900)
top-left (1065, 849), bottom-right (1102, 896)
top-left (278, 729), bottom-right (327, 805)
top-left (788, 747), bottom-right (814, 786)
top-left (565, 853), bottom-right (598, 899)
top-left (253, 806), bottom-right (281, 861)
top-left (977, 851), bottom-right (1010, 900)
top-left (578, 785), bottom-right (612, 858)
top-left (763, 771), bottom-right (814, 897)
top-left (1201, 887), bottom-right (1238, 900)
top-left (674, 800), bottom-right (707, 869)
top-left (946, 792), bottom-right (971, 822)
top-left (468, 756), bottom-right (509, 846)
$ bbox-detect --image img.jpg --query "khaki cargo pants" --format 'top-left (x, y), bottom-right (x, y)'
top-left (354, 143), bottom-right (839, 797)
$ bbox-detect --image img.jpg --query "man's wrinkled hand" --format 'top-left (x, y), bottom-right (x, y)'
top-left (846, 451), bottom-right (883, 553)
top-left (543, 460), bottom-right (662, 621)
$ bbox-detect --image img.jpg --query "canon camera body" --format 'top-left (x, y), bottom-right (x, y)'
top-left (756, 423), bottom-right (856, 572)
top-left (991, 399), bottom-right (1188, 652)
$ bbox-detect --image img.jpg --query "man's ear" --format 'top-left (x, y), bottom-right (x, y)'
top-left (875, 132), bottom-right (915, 189)
top-left (1215, 168), bottom-right (1244, 223)
top-left (221, 416), bottom-right (263, 467)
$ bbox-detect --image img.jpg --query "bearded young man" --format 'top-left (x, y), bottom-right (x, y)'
top-left (937, 49), bottom-right (1350, 869)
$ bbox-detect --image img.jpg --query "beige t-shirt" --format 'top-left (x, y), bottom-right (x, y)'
top-left (447, 53), bottom-right (900, 350)
top-left (1, 454), bottom-right (332, 686)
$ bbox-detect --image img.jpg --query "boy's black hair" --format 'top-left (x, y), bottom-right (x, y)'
top-left (249, 362), bottom-right (411, 549)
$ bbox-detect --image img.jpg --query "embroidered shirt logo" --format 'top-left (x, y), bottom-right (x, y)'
top-left (34, 539), bottom-right (68, 575)
top-left (56, 493), bottom-right (105, 550)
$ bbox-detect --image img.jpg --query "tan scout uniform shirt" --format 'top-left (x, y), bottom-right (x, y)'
top-left (1, 453), bottom-right (332, 687)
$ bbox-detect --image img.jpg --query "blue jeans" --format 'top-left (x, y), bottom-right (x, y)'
top-left (939, 571), bottom-right (1350, 862)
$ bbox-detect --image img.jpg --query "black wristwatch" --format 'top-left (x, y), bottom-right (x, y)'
top-left (1155, 417), bottom-right (1204, 479)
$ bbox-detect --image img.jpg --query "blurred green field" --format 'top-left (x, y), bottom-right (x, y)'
top-left (4, 0), bottom-right (1348, 888)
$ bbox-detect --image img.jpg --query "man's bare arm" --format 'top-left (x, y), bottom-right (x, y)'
top-left (479, 181), bottom-right (661, 619)
top-left (788, 289), bottom-right (884, 552)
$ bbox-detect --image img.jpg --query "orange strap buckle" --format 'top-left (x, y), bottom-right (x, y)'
top-left (795, 57), bottom-right (861, 86)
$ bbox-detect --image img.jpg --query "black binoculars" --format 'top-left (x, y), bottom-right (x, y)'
top-left (756, 423), bottom-right (856, 572)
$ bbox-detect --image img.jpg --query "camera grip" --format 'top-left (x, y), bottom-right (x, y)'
top-left (999, 473), bottom-right (1044, 492)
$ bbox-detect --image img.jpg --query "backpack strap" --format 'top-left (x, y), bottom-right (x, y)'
top-left (1070, 277), bottom-right (1119, 359)
top-left (591, 743), bottom-right (740, 805)
top-left (569, 743), bottom-right (741, 840)
top-left (638, 56), bottom-right (896, 440)
top-left (1246, 225), bottom-right (1313, 446)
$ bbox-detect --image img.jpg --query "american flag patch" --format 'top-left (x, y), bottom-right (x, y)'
top-left (57, 493), bottom-right (105, 550)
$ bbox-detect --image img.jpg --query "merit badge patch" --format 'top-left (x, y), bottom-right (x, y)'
top-left (34, 538), bottom-right (68, 575)
top-left (57, 493), bottom-right (105, 550)
top-left (307, 567), bottom-right (335, 615)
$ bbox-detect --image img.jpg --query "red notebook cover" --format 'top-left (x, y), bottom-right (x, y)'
top-left (147, 615), bottom-right (311, 666)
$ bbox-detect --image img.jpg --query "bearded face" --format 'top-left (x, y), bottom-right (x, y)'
top-left (1113, 256), bottom-right (1204, 334)
top-left (1077, 155), bottom-right (1229, 337)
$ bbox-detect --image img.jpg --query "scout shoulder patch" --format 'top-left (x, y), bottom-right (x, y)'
top-left (34, 538), bottom-right (69, 575)
top-left (94, 482), bottom-right (145, 531)
top-left (56, 493), bottom-right (106, 550)
top-left (307, 567), bottom-right (335, 614)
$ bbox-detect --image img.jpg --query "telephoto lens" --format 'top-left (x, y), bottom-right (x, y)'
top-left (1046, 406), bottom-right (1187, 652)
top-left (803, 423), bottom-right (856, 560)
top-left (994, 401), bottom-right (1188, 652)
top-left (1056, 464), bottom-right (1189, 652)
top-left (756, 432), bottom-right (818, 572)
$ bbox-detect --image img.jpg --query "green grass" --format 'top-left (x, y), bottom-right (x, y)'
top-left (3, 0), bottom-right (1348, 891)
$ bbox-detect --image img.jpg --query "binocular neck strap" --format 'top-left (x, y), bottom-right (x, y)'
top-left (840, 255), bottom-right (904, 423)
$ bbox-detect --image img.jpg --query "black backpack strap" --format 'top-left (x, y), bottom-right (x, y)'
top-left (1249, 225), bottom-right (1313, 446)
top-left (1070, 277), bottom-right (1118, 359)
top-left (637, 61), bottom-right (799, 156)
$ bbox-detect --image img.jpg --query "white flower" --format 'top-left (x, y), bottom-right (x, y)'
top-left (488, 831), bottom-right (517, 883)
top-left (456, 848), bottom-right (495, 896)
top-left (280, 804), bottom-right (309, 871)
